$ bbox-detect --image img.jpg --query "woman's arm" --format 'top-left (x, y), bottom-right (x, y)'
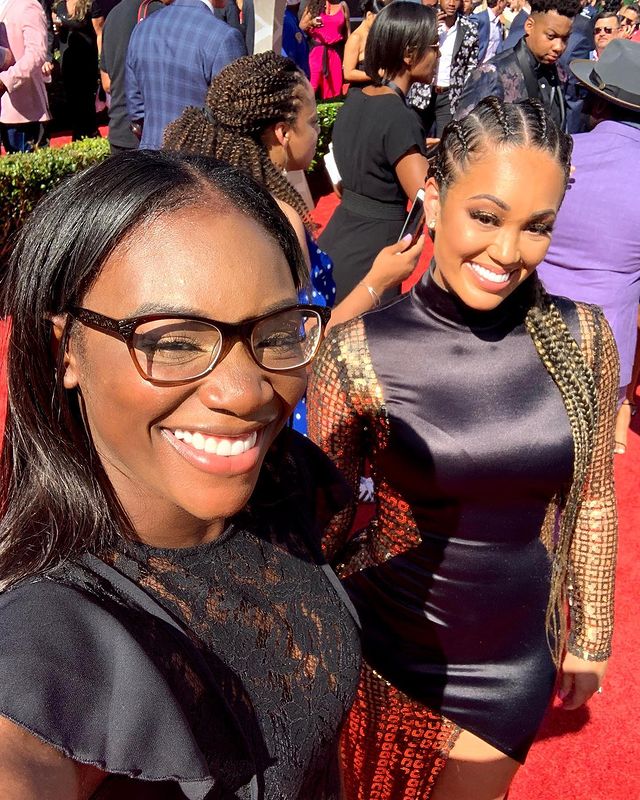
top-left (327, 234), bottom-right (424, 330)
top-left (394, 148), bottom-right (429, 203)
top-left (341, 1), bottom-right (351, 37)
top-left (559, 306), bottom-right (619, 710)
top-left (308, 322), bottom-right (369, 560)
top-left (342, 31), bottom-right (368, 83)
top-left (0, 716), bottom-right (106, 799)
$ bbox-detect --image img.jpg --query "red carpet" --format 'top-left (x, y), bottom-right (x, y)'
top-left (314, 192), bottom-right (639, 799)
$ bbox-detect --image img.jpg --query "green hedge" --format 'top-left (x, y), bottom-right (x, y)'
top-left (0, 103), bottom-right (343, 270)
top-left (309, 101), bottom-right (343, 174)
top-left (0, 137), bottom-right (110, 269)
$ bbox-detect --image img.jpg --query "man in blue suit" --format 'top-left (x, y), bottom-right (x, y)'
top-left (474, 0), bottom-right (507, 61)
top-left (126, 0), bottom-right (246, 149)
top-left (497, 1), bottom-right (530, 52)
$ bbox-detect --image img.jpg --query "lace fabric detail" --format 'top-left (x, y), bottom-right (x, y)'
top-left (341, 662), bottom-right (460, 800)
top-left (98, 511), bottom-right (361, 799)
top-left (307, 318), bottom-right (423, 578)
top-left (564, 304), bottom-right (619, 661)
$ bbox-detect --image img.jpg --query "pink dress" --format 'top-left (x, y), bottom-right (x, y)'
top-left (309, 4), bottom-right (346, 100)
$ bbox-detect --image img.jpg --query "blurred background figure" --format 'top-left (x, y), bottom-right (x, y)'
top-left (473, 0), bottom-right (507, 62)
top-left (0, 0), bottom-right (50, 152)
top-left (538, 39), bottom-right (640, 455)
top-left (618, 1), bottom-right (640, 37)
top-left (342, 0), bottom-right (385, 87)
top-left (53, 0), bottom-right (100, 140)
top-left (591, 4), bottom-right (623, 56)
top-left (318, 2), bottom-right (437, 302)
top-left (498, 0), bottom-right (530, 50)
top-left (100, 0), bottom-right (166, 153)
top-left (407, 0), bottom-right (479, 136)
top-left (458, 0), bottom-right (581, 130)
top-left (307, 0), bottom-right (350, 99)
top-left (125, 0), bottom-right (246, 149)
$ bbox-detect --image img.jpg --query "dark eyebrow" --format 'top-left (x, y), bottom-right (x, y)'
top-left (528, 209), bottom-right (557, 220)
top-left (130, 298), bottom-right (298, 320)
top-left (468, 194), bottom-right (510, 211)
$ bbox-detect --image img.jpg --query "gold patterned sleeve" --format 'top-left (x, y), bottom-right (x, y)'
top-left (568, 305), bottom-right (620, 661)
top-left (308, 319), bottom-right (372, 561)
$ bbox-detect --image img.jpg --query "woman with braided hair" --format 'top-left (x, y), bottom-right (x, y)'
top-left (164, 51), bottom-right (423, 432)
top-left (308, 96), bottom-right (618, 799)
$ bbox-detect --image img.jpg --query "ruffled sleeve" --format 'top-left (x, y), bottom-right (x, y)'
top-left (0, 577), bottom-right (256, 799)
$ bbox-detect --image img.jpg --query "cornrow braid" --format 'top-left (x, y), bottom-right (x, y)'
top-left (430, 97), bottom-right (595, 664)
top-left (164, 52), bottom-right (314, 232)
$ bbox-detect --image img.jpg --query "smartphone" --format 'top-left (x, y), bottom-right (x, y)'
top-left (398, 189), bottom-right (425, 246)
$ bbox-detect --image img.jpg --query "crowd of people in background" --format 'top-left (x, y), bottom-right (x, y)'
top-left (0, 0), bottom-right (638, 797)
top-left (1, 0), bottom-right (640, 153)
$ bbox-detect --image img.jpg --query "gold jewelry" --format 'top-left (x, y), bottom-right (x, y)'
top-left (359, 282), bottom-right (381, 308)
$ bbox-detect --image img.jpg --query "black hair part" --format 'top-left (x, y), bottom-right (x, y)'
top-left (0, 150), bottom-right (307, 589)
top-left (364, 1), bottom-right (438, 84)
top-left (530, 0), bottom-right (581, 16)
top-left (360, 0), bottom-right (386, 14)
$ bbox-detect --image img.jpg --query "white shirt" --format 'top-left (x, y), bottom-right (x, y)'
top-left (484, 6), bottom-right (502, 62)
top-left (198, 0), bottom-right (215, 13)
top-left (435, 20), bottom-right (458, 88)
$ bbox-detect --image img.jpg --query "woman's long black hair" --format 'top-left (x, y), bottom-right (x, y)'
top-left (0, 150), bottom-right (307, 590)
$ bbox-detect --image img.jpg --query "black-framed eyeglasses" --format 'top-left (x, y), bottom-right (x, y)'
top-left (67, 303), bottom-right (331, 386)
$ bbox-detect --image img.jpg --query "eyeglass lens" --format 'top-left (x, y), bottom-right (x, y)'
top-left (130, 308), bottom-right (322, 382)
top-left (594, 25), bottom-right (616, 33)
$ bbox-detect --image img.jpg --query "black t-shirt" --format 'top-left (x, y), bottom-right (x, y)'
top-left (332, 91), bottom-right (427, 204)
top-left (100, 0), bottom-right (163, 148)
top-left (91, 0), bottom-right (121, 18)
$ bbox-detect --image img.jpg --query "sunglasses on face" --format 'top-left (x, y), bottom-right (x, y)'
top-left (618, 14), bottom-right (638, 27)
top-left (594, 24), bottom-right (618, 33)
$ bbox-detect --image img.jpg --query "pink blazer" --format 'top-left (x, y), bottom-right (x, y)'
top-left (0, 0), bottom-right (50, 125)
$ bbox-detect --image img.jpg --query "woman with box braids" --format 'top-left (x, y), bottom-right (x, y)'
top-left (308, 96), bottom-right (618, 799)
top-left (166, 51), bottom-right (424, 434)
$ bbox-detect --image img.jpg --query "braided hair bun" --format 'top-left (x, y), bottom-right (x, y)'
top-left (165, 53), bottom-right (313, 230)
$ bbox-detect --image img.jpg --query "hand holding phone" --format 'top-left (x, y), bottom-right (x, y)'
top-left (398, 189), bottom-right (426, 247)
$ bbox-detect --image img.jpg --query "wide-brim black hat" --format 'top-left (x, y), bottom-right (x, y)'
top-left (570, 39), bottom-right (640, 111)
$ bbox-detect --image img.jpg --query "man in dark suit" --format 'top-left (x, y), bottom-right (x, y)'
top-left (457, 0), bottom-right (581, 129)
top-left (474, 0), bottom-right (507, 61)
top-left (558, 1), bottom-right (594, 131)
top-left (408, 0), bottom-right (479, 135)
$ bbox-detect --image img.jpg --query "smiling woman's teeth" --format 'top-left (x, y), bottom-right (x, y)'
top-left (467, 262), bottom-right (510, 284)
top-left (172, 429), bottom-right (258, 456)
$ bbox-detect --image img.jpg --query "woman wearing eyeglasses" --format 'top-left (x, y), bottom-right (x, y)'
top-left (0, 151), bottom-right (361, 799)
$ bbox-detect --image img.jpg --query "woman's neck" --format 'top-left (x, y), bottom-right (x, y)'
top-left (385, 72), bottom-right (411, 96)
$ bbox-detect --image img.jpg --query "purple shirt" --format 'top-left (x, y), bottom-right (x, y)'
top-left (538, 120), bottom-right (640, 387)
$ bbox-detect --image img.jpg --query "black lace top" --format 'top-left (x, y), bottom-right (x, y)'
top-left (0, 433), bottom-right (361, 799)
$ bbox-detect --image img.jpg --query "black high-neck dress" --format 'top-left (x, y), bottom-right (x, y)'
top-left (309, 269), bottom-right (618, 796)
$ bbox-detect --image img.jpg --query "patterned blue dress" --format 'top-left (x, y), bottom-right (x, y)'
top-left (293, 232), bottom-right (337, 435)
